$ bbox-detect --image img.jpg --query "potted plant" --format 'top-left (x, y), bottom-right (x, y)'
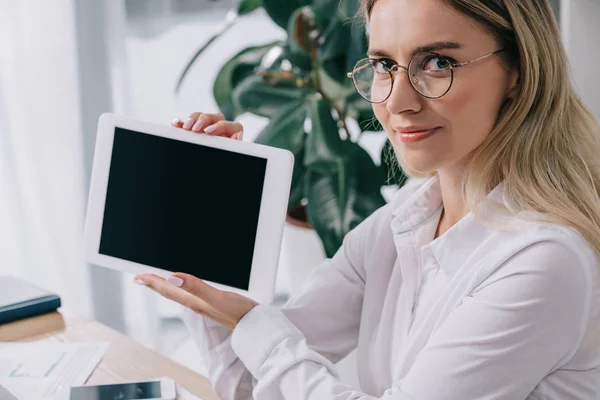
top-left (176, 0), bottom-right (405, 258)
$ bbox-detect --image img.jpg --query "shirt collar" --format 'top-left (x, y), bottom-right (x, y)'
top-left (390, 176), bottom-right (443, 234)
top-left (390, 176), bottom-right (507, 279)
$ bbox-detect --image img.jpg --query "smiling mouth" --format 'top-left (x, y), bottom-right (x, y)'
top-left (396, 127), bottom-right (441, 143)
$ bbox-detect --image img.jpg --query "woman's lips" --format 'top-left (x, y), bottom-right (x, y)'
top-left (396, 127), bottom-right (441, 143)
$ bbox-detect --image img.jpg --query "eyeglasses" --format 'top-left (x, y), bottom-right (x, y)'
top-left (347, 49), bottom-right (505, 103)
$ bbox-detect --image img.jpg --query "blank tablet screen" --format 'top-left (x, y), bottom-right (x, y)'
top-left (98, 127), bottom-right (267, 290)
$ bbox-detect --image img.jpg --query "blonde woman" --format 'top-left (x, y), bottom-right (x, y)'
top-left (135, 0), bottom-right (600, 398)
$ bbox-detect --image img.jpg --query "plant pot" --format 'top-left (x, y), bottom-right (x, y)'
top-left (276, 204), bottom-right (326, 300)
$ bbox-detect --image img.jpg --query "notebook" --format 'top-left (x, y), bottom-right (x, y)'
top-left (0, 276), bottom-right (61, 324)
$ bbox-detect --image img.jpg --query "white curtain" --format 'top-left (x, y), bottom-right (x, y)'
top-left (0, 0), bottom-right (92, 317)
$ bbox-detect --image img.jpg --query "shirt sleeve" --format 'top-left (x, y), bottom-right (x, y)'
top-left (181, 209), bottom-right (372, 400)
top-left (229, 240), bottom-right (592, 400)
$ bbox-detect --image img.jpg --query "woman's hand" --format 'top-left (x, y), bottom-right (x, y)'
top-left (134, 273), bottom-right (259, 330)
top-left (172, 112), bottom-right (244, 141)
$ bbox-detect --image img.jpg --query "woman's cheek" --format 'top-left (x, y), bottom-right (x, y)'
top-left (372, 104), bottom-right (392, 136)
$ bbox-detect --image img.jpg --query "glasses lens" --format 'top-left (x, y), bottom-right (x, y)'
top-left (351, 59), bottom-right (392, 103)
top-left (408, 53), bottom-right (453, 98)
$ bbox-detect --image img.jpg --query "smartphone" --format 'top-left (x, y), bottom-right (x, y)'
top-left (66, 377), bottom-right (176, 400)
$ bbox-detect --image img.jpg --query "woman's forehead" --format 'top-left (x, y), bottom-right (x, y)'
top-left (368, 0), bottom-right (493, 57)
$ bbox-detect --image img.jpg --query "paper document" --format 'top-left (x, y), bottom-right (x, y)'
top-left (0, 383), bottom-right (19, 400)
top-left (0, 342), bottom-right (109, 399)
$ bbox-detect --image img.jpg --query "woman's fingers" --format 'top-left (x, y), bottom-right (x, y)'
top-left (135, 274), bottom-right (212, 315)
top-left (169, 272), bottom-right (223, 303)
top-left (134, 273), bottom-right (238, 328)
top-left (173, 112), bottom-right (243, 139)
top-left (135, 272), bottom-right (259, 330)
top-left (182, 112), bottom-right (225, 132)
top-left (135, 273), bottom-right (224, 312)
top-left (135, 274), bottom-right (189, 303)
top-left (203, 120), bottom-right (244, 138)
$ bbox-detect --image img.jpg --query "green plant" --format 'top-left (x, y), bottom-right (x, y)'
top-left (176, 0), bottom-right (405, 257)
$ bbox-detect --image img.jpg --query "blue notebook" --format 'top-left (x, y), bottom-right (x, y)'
top-left (0, 276), bottom-right (61, 324)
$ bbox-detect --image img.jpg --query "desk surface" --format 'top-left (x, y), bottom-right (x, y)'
top-left (0, 310), bottom-right (220, 400)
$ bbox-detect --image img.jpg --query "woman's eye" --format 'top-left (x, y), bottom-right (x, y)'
top-left (370, 59), bottom-right (393, 74)
top-left (423, 56), bottom-right (452, 71)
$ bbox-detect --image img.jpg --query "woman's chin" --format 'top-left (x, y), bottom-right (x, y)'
top-left (388, 140), bottom-right (441, 175)
top-left (396, 154), bottom-right (439, 176)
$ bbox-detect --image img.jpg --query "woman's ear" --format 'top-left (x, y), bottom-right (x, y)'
top-left (505, 68), bottom-right (520, 99)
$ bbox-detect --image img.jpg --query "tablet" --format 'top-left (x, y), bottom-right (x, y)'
top-left (84, 113), bottom-right (293, 303)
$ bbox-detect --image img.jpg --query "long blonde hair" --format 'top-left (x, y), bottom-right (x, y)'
top-left (362, 0), bottom-right (600, 254)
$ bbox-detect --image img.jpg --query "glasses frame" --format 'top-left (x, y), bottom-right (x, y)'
top-left (347, 48), bottom-right (505, 103)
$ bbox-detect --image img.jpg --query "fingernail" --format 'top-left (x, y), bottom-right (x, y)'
top-left (204, 124), bottom-right (217, 133)
top-left (183, 117), bottom-right (195, 129)
top-left (238, 131), bottom-right (244, 141)
top-left (192, 118), bottom-right (205, 132)
top-left (167, 276), bottom-right (184, 287)
top-left (171, 118), bottom-right (181, 126)
top-left (133, 278), bottom-right (147, 286)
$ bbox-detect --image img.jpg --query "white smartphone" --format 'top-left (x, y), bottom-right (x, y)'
top-left (66, 377), bottom-right (176, 400)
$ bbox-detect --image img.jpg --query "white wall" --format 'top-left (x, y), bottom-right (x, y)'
top-left (124, 8), bottom-right (284, 138)
top-left (561, 0), bottom-right (600, 118)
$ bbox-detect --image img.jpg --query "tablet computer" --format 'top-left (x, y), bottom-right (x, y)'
top-left (84, 113), bottom-right (293, 303)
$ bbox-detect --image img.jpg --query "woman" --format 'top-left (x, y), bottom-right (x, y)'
top-left (135, 0), bottom-right (600, 398)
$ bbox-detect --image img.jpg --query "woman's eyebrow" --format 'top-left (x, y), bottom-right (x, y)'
top-left (367, 41), bottom-right (463, 59)
top-left (411, 41), bottom-right (463, 57)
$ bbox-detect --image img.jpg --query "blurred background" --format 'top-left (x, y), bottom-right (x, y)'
top-left (0, 0), bottom-right (598, 387)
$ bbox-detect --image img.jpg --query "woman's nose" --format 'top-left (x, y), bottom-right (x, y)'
top-left (385, 71), bottom-right (423, 115)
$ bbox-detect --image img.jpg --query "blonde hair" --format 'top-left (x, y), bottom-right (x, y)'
top-left (363, 0), bottom-right (600, 254)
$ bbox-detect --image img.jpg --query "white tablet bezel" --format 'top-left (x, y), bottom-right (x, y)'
top-left (84, 113), bottom-right (293, 304)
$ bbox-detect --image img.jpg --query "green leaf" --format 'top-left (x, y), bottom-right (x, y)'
top-left (237, 0), bottom-right (261, 15)
top-left (353, 141), bottom-right (386, 192)
top-left (213, 42), bottom-right (278, 119)
top-left (288, 154), bottom-right (306, 208)
top-left (346, 92), bottom-right (379, 131)
top-left (346, 8), bottom-right (368, 75)
top-left (282, 43), bottom-right (313, 72)
top-left (255, 100), bottom-right (308, 208)
top-left (318, 18), bottom-right (350, 63)
top-left (262, 0), bottom-right (311, 29)
top-left (304, 96), bottom-right (343, 173)
top-left (305, 169), bottom-right (347, 255)
top-left (322, 56), bottom-right (351, 84)
top-left (380, 140), bottom-right (408, 186)
top-left (232, 75), bottom-right (311, 118)
top-left (305, 142), bottom-right (386, 257)
top-left (318, 67), bottom-right (355, 112)
top-left (339, 0), bottom-right (358, 17)
top-left (287, 7), bottom-right (318, 54)
top-left (255, 100), bottom-right (307, 151)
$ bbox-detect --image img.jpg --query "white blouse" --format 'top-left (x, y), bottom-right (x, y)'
top-left (182, 176), bottom-right (600, 399)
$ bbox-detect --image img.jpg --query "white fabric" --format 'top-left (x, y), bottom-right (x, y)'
top-left (182, 176), bottom-right (600, 399)
top-left (0, 0), bottom-right (91, 316)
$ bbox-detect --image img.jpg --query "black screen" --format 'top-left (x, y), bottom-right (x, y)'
top-left (99, 128), bottom-right (267, 290)
top-left (70, 381), bottom-right (161, 400)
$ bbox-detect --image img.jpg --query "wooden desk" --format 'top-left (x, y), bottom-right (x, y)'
top-left (0, 310), bottom-right (220, 400)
